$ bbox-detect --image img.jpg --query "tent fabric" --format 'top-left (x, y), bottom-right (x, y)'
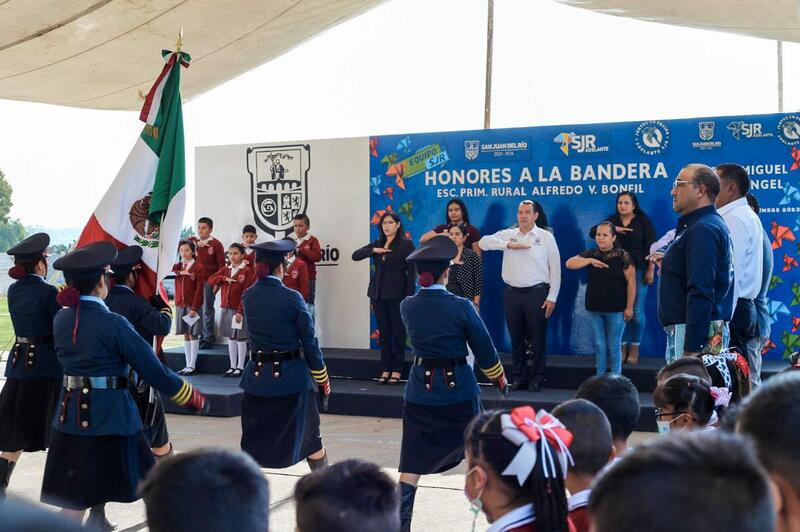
top-left (0, 0), bottom-right (385, 110)
top-left (555, 0), bottom-right (800, 43)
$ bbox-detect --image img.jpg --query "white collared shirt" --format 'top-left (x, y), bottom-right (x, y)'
top-left (229, 263), bottom-right (243, 277)
top-left (717, 197), bottom-right (764, 300)
top-left (479, 226), bottom-right (561, 301)
top-left (568, 489), bottom-right (591, 511)
top-left (487, 503), bottom-right (535, 532)
top-left (291, 232), bottom-right (312, 243)
top-left (80, 295), bottom-right (107, 308)
top-left (182, 259), bottom-right (195, 270)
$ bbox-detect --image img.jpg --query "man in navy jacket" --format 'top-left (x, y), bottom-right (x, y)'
top-left (656, 164), bottom-right (734, 362)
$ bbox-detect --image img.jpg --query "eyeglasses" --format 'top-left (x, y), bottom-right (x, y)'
top-left (672, 179), bottom-right (701, 189)
top-left (654, 408), bottom-right (689, 420)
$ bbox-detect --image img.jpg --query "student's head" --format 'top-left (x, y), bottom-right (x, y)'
top-left (594, 221), bottom-right (617, 251)
top-left (242, 224), bottom-right (257, 246)
top-left (517, 200), bottom-right (538, 231)
top-left (656, 356), bottom-right (712, 386)
top-left (448, 223), bottom-right (468, 248)
top-left (551, 399), bottom-right (614, 489)
top-left (465, 408), bottom-right (572, 532)
top-left (654, 374), bottom-right (715, 433)
top-left (178, 240), bottom-right (196, 261)
top-left (672, 164), bottom-right (720, 215)
top-left (197, 217), bottom-right (213, 238)
top-left (377, 212), bottom-right (403, 243)
top-left (715, 163), bottom-right (751, 207)
top-left (140, 448), bottom-right (269, 532)
top-left (737, 372), bottom-right (800, 532)
top-left (589, 431), bottom-right (774, 532)
top-left (293, 214), bottom-right (310, 237)
top-left (294, 459), bottom-right (399, 532)
top-left (228, 243), bottom-right (245, 264)
top-left (0, 499), bottom-right (86, 532)
top-left (575, 374), bottom-right (639, 450)
top-left (445, 199), bottom-right (470, 225)
top-left (615, 191), bottom-right (644, 217)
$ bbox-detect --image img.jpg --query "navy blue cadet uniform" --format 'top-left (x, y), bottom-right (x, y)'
top-left (105, 285), bottom-right (172, 347)
top-left (40, 242), bottom-right (205, 511)
top-left (396, 235), bottom-right (508, 532)
top-left (239, 239), bottom-right (331, 469)
top-left (0, 233), bottom-right (61, 498)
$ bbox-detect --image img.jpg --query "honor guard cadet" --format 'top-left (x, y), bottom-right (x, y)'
top-left (0, 233), bottom-right (61, 499)
top-left (397, 236), bottom-right (508, 532)
top-left (239, 239), bottom-right (331, 471)
top-left (40, 242), bottom-right (207, 523)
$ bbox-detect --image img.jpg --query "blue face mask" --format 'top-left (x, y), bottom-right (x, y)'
top-left (656, 420), bottom-right (671, 435)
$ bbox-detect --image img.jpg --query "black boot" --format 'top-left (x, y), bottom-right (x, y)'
top-left (307, 452), bottom-right (329, 471)
top-left (0, 458), bottom-right (16, 498)
top-left (399, 482), bottom-right (417, 532)
top-left (86, 504), bottom-right (118, 531)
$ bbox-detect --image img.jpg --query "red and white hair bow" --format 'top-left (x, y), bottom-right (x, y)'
top-left (709, 386), bottom-right (732, 408)
top-left (500, 406), bottom-right (574, 486)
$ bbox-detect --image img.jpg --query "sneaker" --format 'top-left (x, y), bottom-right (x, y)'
top-left (222, 368), bottom-right (235, 377)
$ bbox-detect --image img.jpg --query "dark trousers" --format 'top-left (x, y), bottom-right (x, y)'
top-left (729, 298), bottom-right (757, 352)
top-left (372, 299), bottom-right (406, 372)
top-left (504, 284), bottom-right (549, 384)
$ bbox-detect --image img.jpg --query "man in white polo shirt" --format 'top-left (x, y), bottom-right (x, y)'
top-left (715, 163), bottom-right (764, 387)
top-left (479, 200), bottom-right (561, 392)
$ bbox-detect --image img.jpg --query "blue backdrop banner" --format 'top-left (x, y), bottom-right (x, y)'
top-left (368, 112), bottom-right (800, 360)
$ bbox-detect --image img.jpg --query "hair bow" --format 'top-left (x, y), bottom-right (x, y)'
top-left (709, 386), bottom-right (732, 408)
top-left (499, 406), bottom-right (573, 486)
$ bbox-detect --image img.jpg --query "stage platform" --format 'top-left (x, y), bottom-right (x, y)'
top-left (163, 346), bottom-right (788, 431)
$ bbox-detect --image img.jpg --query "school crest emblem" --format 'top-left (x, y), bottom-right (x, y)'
top-left (464, 140), bottom-right (479, 161)
top-left (246, 144), bottom-right (310, 237)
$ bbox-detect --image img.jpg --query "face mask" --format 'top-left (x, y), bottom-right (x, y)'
top-left (464, 466), bottom-right (485, 532)
top-left (656, 420), bottom-right (671, 435)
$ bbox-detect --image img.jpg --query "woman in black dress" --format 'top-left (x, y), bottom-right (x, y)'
top-left (352, 212), bottom-right (416, 384)
top-left (445, 223), bottom-right (483, 308)
top-left (0, 234), bottom-right (60, 498)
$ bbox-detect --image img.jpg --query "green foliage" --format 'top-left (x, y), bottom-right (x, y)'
top-left (0, 169), bottom-right (25, 251)
top-left (50, 241), bottom-right (76, 255)
top-left (180, 226), bottom-right (193, 238)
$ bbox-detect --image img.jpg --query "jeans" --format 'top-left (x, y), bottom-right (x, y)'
top-left (588, 312), bottom-right (625, 375)
top-left (621, 269), bottom-right (647, 345)
top-left (200, 282), bottom-right (217, 344)
top-left (744, 336), bottom-right (765, 389)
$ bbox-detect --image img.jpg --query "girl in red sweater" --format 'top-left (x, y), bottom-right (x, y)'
top-left (172, 240), bottom-right (205, 375)
top-left (208, 244), bottom-right (255, 377)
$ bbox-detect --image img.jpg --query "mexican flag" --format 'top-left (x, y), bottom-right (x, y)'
top-left (77, 49), bottom-right (190, 298)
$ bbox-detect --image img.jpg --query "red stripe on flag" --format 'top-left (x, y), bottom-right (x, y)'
top-left (139, 54), bottom-right (177, 125)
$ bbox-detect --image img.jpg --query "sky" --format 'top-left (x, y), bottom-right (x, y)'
top-left (1, 0), bottom-right (800, 230)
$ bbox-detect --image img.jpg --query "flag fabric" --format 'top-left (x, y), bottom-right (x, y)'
top-left (77, 49), bottom-right (191, 299)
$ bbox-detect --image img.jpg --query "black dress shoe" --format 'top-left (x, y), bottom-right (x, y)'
top-left (221, 368), bottom-right (235, 377)
top-left (199, 340), bottom-right (214, 350)
top-left (528, 382), bottom-right (543, 393)
top-left (511, 380), bottom-right (529, 392)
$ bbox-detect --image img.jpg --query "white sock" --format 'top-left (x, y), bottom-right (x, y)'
top-left (183, 340), bottom-right (192, 369)
top-left (188, 339), bottom-right (200, 369)
top-left (236, 341), bottom-right (248, 370)
top-left (227, 340), bottom-right (237, 369)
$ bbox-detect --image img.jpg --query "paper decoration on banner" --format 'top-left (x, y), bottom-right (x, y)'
top-left (370, 175), bottom-right (383, 195)
top-left (369, 137), bottom-right (379, 158)
top-left (791, 146), bottom-right (800, 171)
top-left (762, 338), bottom-right (776, 354)
top-left (769, 300), bottom-right (791, 323)
top-left (383, 186), bottom-right (394, 200)
top-left (772, 221), bottom-right (796, 249)
top-left (370, 329), bottom-right (380, 340)
top-left (783, 254), bottom-right (798, 272)
top-left (792, 283), bottom-right (800, 305)
top-left (795, 215), bottom-right (800, 232)
top-left (781, 330), bottom-right (800, 358)
top-left (404, 230), bottom-right (412, 241)
top-left (780, 183), bottom-right (800, 205)
top-left (370, 205), bottom-right (393, 225)
top-left (771, 275), bottom-right (784, 290)
top-left (396, 136), bottom-right (412, 154)
top-left (398, 201), bottom-right (414, 221)
top-left (386, 163), bottom-right (406, 190)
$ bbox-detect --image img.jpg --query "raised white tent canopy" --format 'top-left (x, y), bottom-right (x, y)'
top-left (0, 0), bottom-right (384, 110)
top-left (554, 0), bottom-right (800, 42)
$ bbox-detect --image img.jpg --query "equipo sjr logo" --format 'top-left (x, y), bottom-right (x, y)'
top-left (634, 121), bottom-right (670, 155)
top-left (246, 144), bottom-right (310, 238)
top-left (778, 115), bottom-right (800, 146)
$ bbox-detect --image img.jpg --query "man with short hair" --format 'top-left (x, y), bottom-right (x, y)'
top-left (590, 431), bottom-right (775, 532)
top-left (552, 399), bottom-right (614, 532)
top-left (189, 217), bottom-right (225, 349)
top-left (654, 164), bottom-right (734, 362)
top-left (715, 164), bottom-right (764, 385)
top-left (737, 372), bottom-right (800, 532)
top-left (294, 459), bottom-right (399, 532)
top-left (575, 374), bottom-right (639, 457)
top-left (139, 448), bottom-right (269, 532)
top-left (479, 200), bottom-right (561, 392)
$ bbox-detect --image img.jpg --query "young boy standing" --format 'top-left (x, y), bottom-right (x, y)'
top-left (189, 217), bottom-right (225, 349)
top-left (291, 215), bottom-right (321, 318)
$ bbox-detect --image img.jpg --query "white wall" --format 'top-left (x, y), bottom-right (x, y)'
top-left (195, 137), bottom-right (370, 349)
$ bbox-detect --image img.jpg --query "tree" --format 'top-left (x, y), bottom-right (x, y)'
top-left (0, 168), bottom-right (27, 251)
top-left (180, 226), bottom-right (193, 238)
